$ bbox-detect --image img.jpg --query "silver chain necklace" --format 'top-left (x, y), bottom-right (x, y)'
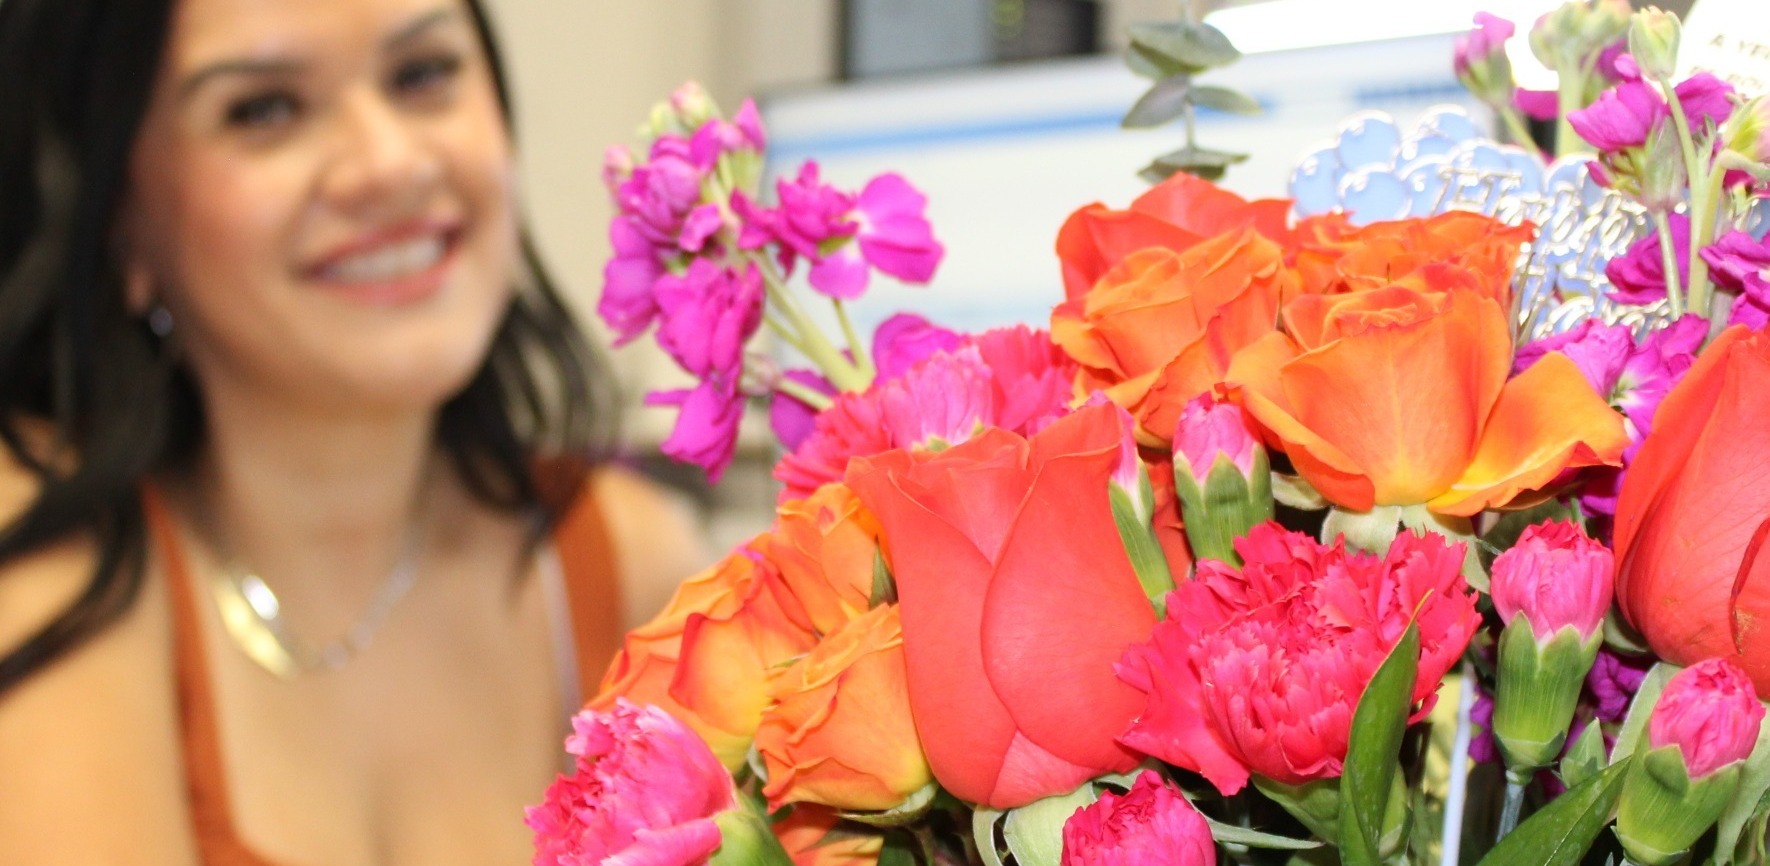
top-left (202, 499), bottom-right (428, 680)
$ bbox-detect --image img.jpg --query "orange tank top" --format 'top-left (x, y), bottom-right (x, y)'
top-left (141, 480), bottom-right (623, 866)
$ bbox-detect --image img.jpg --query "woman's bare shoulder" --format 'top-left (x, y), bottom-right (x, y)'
top-left (0, 430), bottom-right (198, 865)
top-left (590, 466), bottom-right (712, 627)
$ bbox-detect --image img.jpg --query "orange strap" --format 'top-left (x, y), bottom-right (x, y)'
top-left (143, 484), bottom-right (281, 866)
top-left (548, 473), bottom-right (624, 702)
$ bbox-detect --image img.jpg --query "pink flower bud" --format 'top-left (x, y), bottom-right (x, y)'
top-left (1649, 658), bottom-right (1765, 778)
top-left (528, 700), bottom-right (739, 866)
top-left (1173, 394), bottom-right (1258, 481)
top-left (1061, 772), bottom-right (1216, 866)
top-left (1490, 520), bottom-right (1614, 641)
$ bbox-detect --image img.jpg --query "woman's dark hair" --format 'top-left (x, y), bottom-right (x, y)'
top-left (0, 0), bottom-right (615, 693)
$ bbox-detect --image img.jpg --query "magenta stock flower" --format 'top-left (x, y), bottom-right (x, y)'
top-left (1649, 658), bottom-right (1766, 778)
top-left (739, 163), bottom-right (943, 300)
top-left (647, 379), bottom-right (746, 483)
top-left (689, 99), bottom-right (767, 167)
top-left (768, 369), bottom-right (836, 451)
top-left (654, 260), bottom-right (764, 380)
top-left (1512, 319), bottom-right (1632, 393)
top-left (1674, 73), bottom-right (1738, 134)
top-left (872, 313), bottom-right (964, 380)
top-left (1701, 230), bottom-right (1770, 328)
top-left (1570, 80), bottom-right (1668, 151)
top-left (602, 217), bottom-right (670, 344)
top-left (1490, 521), bottom-right (1614, 641)
top-left (1060, 772), bottom-right (1216, 866)
top-left (1173, 394), bottom-right (1258, 482)
top-left (1515, 88), bottom-right (1559, 121)
top-left (527, 700), bottom-right (738, 866)
top-left (1454, 12), bottom-right (1514, 77)
top-left (1605, 213), bottom-right (1690, 304)
top-left (1116, 524), bottom-right (1478, 794)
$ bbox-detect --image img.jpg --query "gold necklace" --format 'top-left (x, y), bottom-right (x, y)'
top-left (200, 497), bottom-right (428, 680)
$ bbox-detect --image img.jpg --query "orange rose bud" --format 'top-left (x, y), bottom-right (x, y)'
top-left (752, 483), bottom-right (885, 636)
top-left (1227, 284), bottom-right (1628, 515)
top-left (1052, 229), bottom-right (1299, 446)
top-left (774, 805), bottom-right (884, 866)
top-left (594, 542), bottom-right (818, 769)
top-left (756, 604), bottom-right (931, 812)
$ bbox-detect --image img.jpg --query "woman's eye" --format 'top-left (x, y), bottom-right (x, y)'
top-left (224, 92), bottom-right (299, 130)
top-left (391, 54), bottom-right (462, 99)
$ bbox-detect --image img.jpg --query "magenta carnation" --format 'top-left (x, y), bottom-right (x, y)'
top-left (1649, 658), bottom-right (1766, 778)
top-left (1061, 772), bottom-right (1216, 866)
top-left (1490, 520), bottom-right (1615, 641)
top-left (527, 700), bottom-right (737, 866)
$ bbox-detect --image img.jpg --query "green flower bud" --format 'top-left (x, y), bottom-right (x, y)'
top-left (1629, 8), bottom-right (1683, 81)
top-left (1614, 747), bottom-right (1742, 866)
top-left (1491, 619), bottom-right (1602, 772)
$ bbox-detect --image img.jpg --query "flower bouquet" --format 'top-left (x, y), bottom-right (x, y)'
top-left (531, 4), bottom-right (1770, 865)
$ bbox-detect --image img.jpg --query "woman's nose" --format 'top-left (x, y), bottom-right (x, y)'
top-left (319, 87), bottom-right (443, 217)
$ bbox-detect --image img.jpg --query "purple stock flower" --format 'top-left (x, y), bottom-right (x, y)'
top-left (871, 313), bottom-right (963, 380)
top-left (654, 260), bottom-right (764, 379)
top-left (1587, 649), bottom-right (1653, 722)
top-left (1512, 319), bottom-right (1632, 392)
top-left (600, 218), bottom-right (668, 345)
top-left (1702, 230), bottom-right (1770, 327)
top-left (1605, 212), bottom-right (1690, 304)
top-left (1515, 88), bottom-right (1560, 120)
top-left (1569, 80), bottom-right (1669, 151)
top-left (646, 379), bottom-right (746, 483)
top-left (769, 369), bottom-right (837, 451)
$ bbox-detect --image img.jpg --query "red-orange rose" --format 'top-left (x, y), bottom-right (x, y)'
top-left (845, 403), bottom-right (1157, 808)
top-left (1615, 326), bottom-right (1770, 695)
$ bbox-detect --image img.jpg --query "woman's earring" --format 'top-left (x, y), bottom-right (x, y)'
top-left (147, 303), bottom-right (174, 339)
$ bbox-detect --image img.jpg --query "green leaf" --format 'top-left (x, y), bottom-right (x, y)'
top-left (876, 832), bottom-right (917, 866)
top-left (1205, 819), bottom-right (1324, 851)
top-left (1125, 42), bottom-right (1180, 79)
top-left (869, 549), bottom-right (897, 607)
top-left (1127, 20), bottom-right (1241, 73)
top-left (1717, 707), bottom-right (1770, 865)
top-left (1003, 783), bottom-right (1099, 866)
top-left (1152, 144), bottom-right (1249, 170)
top-left (1337, 623), bottom-right (1420, 866)
top-left (1189, 85), bottom-right (1263, 115)
top-left (1559, 720), bottom-right (1607, 791)
top-left (1122, 74), bottom-right (1192, 129)
top-left (1475, 761), bottom-right (1629, 866)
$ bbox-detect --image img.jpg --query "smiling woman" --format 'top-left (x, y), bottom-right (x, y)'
top-left (0, 1), bottom-right (704, 864)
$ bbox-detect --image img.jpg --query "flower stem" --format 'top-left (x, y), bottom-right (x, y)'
top-left (1554, 62), bottom-right (1588, 158)
top-left (1495, 777), bottom-right (1527, 842)
top-left (1656, 74), bottom-right (1719, 317)
top-left (832, 300), bottom-right (877, 380)
top-left (753, 255), bottom-right (869, 392)
top-left (772, 375), bottom-right (834, 411)
top-left (1652, 211), bottom-right (1687, 318)
top-left (1498, 105), bottom-right (1540, 153)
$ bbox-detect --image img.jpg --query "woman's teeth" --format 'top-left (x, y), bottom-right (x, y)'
top-left (324, 236), bottom-right (444, 282)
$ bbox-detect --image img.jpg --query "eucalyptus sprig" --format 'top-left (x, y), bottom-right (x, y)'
top-left (1122, 13), bottom-right (1261, 184)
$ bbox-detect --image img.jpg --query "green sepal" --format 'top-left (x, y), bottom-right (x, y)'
top-left (973, 808), bottom-right (1007, 866)
top-left (1616, 746), bottom-right (1743, 866)
top-left (1714, 697), bottom-right (1770, 865)
top-left (838, 781), bottom-right (938, 828)
top-left (1002, 782), bottom-right (1099, 866)
top-left (1559, 718), bottom-right (1607, 790)
top-left (1254, 777), bottom-right (1342, 844)
top-left (1174, 447), bottom-right (1273, 566)
top-left (1337, 622), bottom-right (1419, 866)
top-left (1206, 818), bottom-right (1324, 851)
top-left (1609, 662), bottom-right (1679, 767)
top-left (869, 548), bottom-right (897, 607)
top-left (1475, 760), bottom-right (1628, 866)
top-left (1492, 620), bottom-right (1600, 772)
top-left (711, 806), bottom-right (795, 866)
top-left (1110, 478), bottom-right (1176, 608)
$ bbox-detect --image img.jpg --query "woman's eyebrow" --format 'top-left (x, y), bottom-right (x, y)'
top-left (177, 7), bottom-right (459, 101)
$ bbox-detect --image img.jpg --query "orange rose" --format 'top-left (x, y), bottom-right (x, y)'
top-left (1052, 230), bottom-right (1300, 446)
top-left (756, 604), bottom-right (931, 811)
top-left (1227, 285), bottom-right (1628, 515)
top-left (594, 543), bottom-right (818, 768)
top-left (1056, 172), bottom-right (1292, 301)
top-left (773, 806), bottom-right (883, 866)
top-left (1291, 211), bottom-right (1535, 303)
top-left (752, 483), bottom-right (884, 636)
top-left (1615, 327), bottom-right (1770, 695)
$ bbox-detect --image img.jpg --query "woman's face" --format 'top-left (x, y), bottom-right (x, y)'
top-left (120, 0), bottom-right (518, 416)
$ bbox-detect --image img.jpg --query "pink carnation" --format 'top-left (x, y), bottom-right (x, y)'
top-left (1116, 524), bottom-right (1479, 794)
top-left (1061, 771), bottom-right (1216, 866)
top-left (527, 700), bottom-right (737, 866)
top-left (1649, 658), bottom-right (1766, 778)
